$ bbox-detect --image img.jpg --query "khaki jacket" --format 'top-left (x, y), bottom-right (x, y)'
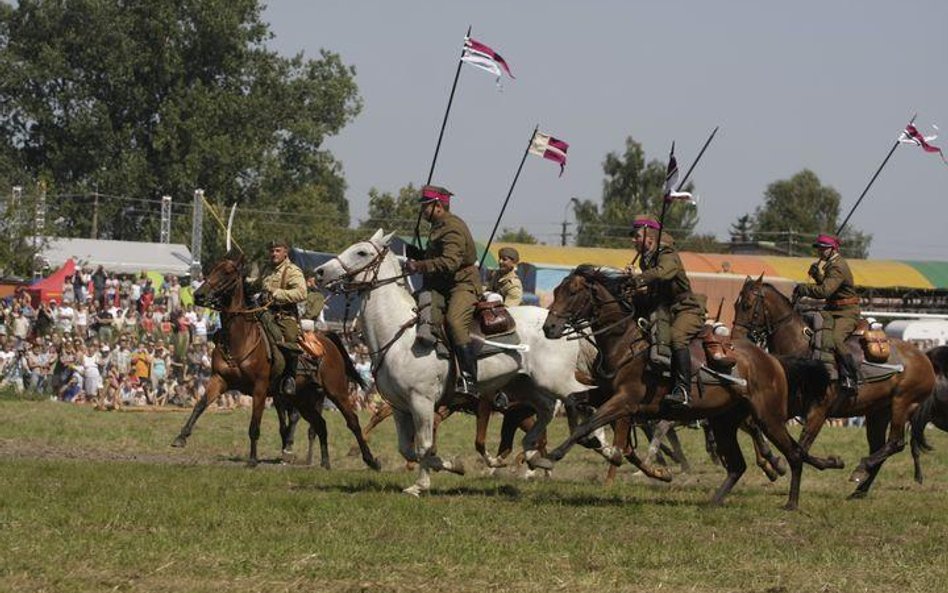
top-left (249, 258), bottom-right (306, 308)
top-left (487, 268), bottom-right (523, 306)
top-left (415, 213), bottom-right (480, 296)
top-left (634, 244), bottom-right (704, 312)
top-left (798, 253), bottom-right (859, 312)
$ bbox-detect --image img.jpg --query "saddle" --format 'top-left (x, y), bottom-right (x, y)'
top-left (802, 313), bottom-right (903, 384)
top-left (415, 290), bottom-right (523, 360)
top-left (642, 308), bottom-right (742, 388)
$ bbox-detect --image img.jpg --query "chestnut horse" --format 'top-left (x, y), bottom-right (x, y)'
top-left (732, 277), bottom-right (935, 498)
top-left (171, 250), bottom-right (380, 470)
top-left (542, 266), bottom-right (841, 509)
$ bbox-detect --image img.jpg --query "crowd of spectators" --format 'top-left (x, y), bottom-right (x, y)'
top-left (0, 267), bottom-right (220, 409)
top-left (0, 265), bottom-right (382, 413)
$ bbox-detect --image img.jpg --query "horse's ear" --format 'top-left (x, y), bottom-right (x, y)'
top-left (380, 231), bottom-right (396, 246)
top-left (369, 228), bottom-right (384, 245)
top-left (755, 272), bottom-right (764, 286)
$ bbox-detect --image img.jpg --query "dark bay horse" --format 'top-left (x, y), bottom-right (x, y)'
top-left (171, 251), bottom-right (380, 470)
top-left (909, 346), bottom-right (948, 483)
top-left (732, 277), bottom-right (935, 498)
top-left (542, 266), bottom-right (841, 510)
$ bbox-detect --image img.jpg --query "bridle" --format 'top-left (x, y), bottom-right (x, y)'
top-left (547, 271), bottom-right (638, 341)
top-left (733, 285), bottom-right (794, 348)
top-left (323, 242), bottom-right (412, 295)
top-left (197, 259), bottom-right (271, 316)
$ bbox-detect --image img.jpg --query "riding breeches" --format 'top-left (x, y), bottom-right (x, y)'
top-left (670, 303), bottom-right (705, 349)
top-left (819, 310), bottom-right (858, 356)
top-left (445, 285), bottom-right (479, 347)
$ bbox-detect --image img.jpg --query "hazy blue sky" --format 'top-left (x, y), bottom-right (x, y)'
top-left (264, 1), bottom-right (948, 259)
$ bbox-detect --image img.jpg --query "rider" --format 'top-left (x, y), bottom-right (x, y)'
top-left (247, 238), bottom-right (307, 396)
top-left (404, 185), bottom-right (482, 397)
top-left (627, 215), bottom-right (706, 407)
top-left (793, 233), bottom-right (859, 401)
top-left (486, 247), bottom-right (523, 306)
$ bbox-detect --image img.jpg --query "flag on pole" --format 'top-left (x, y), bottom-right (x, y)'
top-left (461, 36), bottom-right (514, 86)
top-left (663, 145), bottom-right (696, 203)
top-left (899, 122), bottom-right (948, 166)
top-left (529, 131), bottom-right (569, 176)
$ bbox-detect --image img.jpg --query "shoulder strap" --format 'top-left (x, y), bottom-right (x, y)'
top-left (280, 265), bottom-right (289, 289)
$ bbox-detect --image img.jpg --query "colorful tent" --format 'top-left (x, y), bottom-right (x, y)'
top-left (26, 258), bottom-right (76, 305)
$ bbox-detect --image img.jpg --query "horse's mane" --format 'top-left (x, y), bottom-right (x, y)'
top-left (574, 264), bottom-right (627, 295)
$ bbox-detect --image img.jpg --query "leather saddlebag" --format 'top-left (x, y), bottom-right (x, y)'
top-left (861, 329), bottom-right (890, 363)
top-left (476, 300), bottom-right (516, 336)
top-left (702, 324), bottom-right (737, 371)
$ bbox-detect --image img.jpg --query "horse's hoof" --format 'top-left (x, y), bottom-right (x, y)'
top-left (485, 455), bottom-right (507, 469)
top-left (320, 461), bottom-right (331, 470)
top-left (246, 459), bottom-right (259, 468)
top-left (548, 448), bottom-right (566, 463)
top-left (402, 485), bottom-right (423, 497)
top-left (281, 450), bottom-right (296, 464)
top-left (647, 466), bottom-right (673, 483)
top-left (448, 458), bottom-right (466, 476)
top-left (781, 502), bottom-right (799, 511)
top-left (577, 436), bottom-right (603, 450)
top-left (828, 455), bottom-right (845, 469)
top-left (525, 452), bottom-right (555, 472)
top-left (602, 447), bottom-right (623, 467)
top-left (850, 468), bottom-right (870, 483)
top-left (367, 457), bottom-right (382, 472)
top-left (774, 458), bottom-right (788, 476)
top-left (171, 437), bottom-right (186, 448)
top-left (847, 489), bottom-right (868, 500)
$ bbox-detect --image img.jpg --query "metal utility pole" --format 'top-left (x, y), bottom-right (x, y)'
top-left (190, 189), bottom-right (204, 277)
top-left (160, 195), bottom-right (172, 243)
top-left (561, 197), bottom-right (580, 246)
top-left (91, 190), bottom-right (99, 239)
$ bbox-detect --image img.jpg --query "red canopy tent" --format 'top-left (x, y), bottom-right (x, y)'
top-left (25, 258), bottom-right (76, 306)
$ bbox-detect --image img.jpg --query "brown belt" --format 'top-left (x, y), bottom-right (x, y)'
top-left (828, 297), bottom-right (859, 307)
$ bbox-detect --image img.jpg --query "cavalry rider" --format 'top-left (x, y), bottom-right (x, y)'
top-left (247, 238), bottom-right (307, 396)
top-left (486, 246), bottom-right (523, 307)
top-left (404, 185), bottom-right (482, 397)
top-left (627, 216), bottom-right (706, 407)
top-left (793, 233), bottom-right (860, 400)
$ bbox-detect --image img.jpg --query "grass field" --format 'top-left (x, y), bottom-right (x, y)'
top-left (1, 397), bottom-right (947, 593)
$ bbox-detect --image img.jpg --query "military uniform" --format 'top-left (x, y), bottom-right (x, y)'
top-left (303, 290), bottom-right (326, 322)
top-left (795, 234), bottom-right (860, 396)
top-left (487, 268), bottom-right (523, 307)
top-left (407, 185), bottom-right (482, 398)
top-left (629, 216), bottom-right (706, 406)
top-left (247, 240), bottom-right (306, 395)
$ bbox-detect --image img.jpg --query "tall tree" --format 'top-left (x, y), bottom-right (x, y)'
top-left (360, 184), bottom-right (421, 236)
top-left (729, 214), bottom-right (754, 243)
top-left (0, 0), bottom-right (362, 265)
top-left (574, 136), bottom-right (697, 248)
top-left (753, 169), bottom-right (871, 258)
top-left (497, 227), bottom-right (538, 244)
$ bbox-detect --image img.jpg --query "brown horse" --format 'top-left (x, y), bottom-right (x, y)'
top-left (732, 277), bottom-right (935, 498)
top-left (910, 346), bottom-right (948, 483)
top-left (542, 266), bottom-right (842, 509)
top-left (171, 250), bottom-right (380, 470)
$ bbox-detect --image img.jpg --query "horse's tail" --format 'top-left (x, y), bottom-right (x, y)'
top-left (325, 331), bottom-right (367, 391)
top-left (911, 394), bottom-right (936, 453)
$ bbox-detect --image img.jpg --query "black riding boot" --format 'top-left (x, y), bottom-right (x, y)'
top-left (666, 347), bottom-right (692, 407)
top-left (837, 353), bottom-right (858, 398)
top-left (454, 344), bottom-right (479, 398)
top-left (281, 348), bottom-right (299, 397)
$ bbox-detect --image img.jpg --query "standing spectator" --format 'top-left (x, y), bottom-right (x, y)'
top-left (112, 336), bottom-right (132, 376)
top-left (11, 308), bottom-right (30, 348)
top-left (72, 272), bottom-right (84, 304)
top-left (62, 277), bottom-right (75, 306)
top-left (34, 301), bottom-right (54, 339)
top-left (95, 305), bottom-right (114, 345)
top-left (56, 300), bottom-right (75, 336)
top-left (123, 308), bottom-right (139, 342)
top-left (92, 266), bottom-right (107, 307)
top-left (130, 276), bottom-right (142, 310)
top-left (131, 344), bottom-right (152, 403)
top-left (150, 343), bottom-right (170, 397)
top-left (139, 279), bottom-right (154, 313)
top-left (26, 339), bottom-right (49, 392)
top-left (192, 309), bottom-right (208, 345)
top-left (74, 303), bottom-right (89, 340)
top-left (140, 309), bottom-right (156, 339)
top-left (105, 273), bottom-right (118, 308)
top-left (168, 276), bottom-right (181, 312)
top-left (81, 343), bottom-right (103, 402)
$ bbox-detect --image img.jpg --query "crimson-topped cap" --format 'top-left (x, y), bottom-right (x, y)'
top-left (628, 215), bottom-right (661, 236)
top-left (812, 234), bottom-right (840, 249)
top-left (419, 185), bottom-right (453, 206)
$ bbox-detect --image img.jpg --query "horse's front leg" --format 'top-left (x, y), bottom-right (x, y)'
top-left (246, 379), bottom-right (269, 467)
top-left (172, 374), bottom-right (225, 447)
top-left (549, 388), bottom-right (640, 463)
top-left (474, 396), bottom-right (501, 468)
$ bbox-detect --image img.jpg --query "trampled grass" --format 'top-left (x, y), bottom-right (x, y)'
top-left (1, 399), bottom-right (946, 592)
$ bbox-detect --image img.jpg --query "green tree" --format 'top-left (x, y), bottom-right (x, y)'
top-left (0, 0), bottom-right (362, 265)
top-left (574, 136), bottom-right (697, 248)
top-left (729, 214), bottom-right (754, 243)
top-left (360, 184), bottom-right (421, 236)
top-left (753, 169), bottom-right (871, 258)
top-left (497, 227), bottom-right (538, 244)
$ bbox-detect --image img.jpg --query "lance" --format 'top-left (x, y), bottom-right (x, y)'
top-left (835, 113), bottom-right (916, 236)
top-left (652, 127), bottom-right (719, 265)
top-left (413, 26), bottom-right (472, 249)
top-left (479, 124), bottom-right (539, 269)
top-left (652, 140), bottom-right (677, 266)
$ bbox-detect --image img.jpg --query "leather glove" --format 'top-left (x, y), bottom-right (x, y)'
top-left (257, 290), bottom-right (273, 306)
top-left (404, 260), bottom-right (422, 275)
top-left (791, 284), bottom-right (804, 303)
top-left (807, 263), bottom-right (823, 282)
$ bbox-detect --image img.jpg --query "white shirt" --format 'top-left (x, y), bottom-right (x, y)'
top-left (57, 306), bottom-right (75, 331)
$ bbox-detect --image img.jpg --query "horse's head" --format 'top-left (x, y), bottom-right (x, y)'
top-left (193, 249), bottom-right (246, 310)
top-left (732, 273), bottom-right (792, 343)
top-left (543, 265), bottom-right (632, 339)
top-left (315, 228), bottom-right (397, 289)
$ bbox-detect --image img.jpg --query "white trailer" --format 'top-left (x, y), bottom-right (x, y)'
top-left (884, 319), bottom-right (948, 350)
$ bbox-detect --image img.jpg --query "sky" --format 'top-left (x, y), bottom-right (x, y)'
top-left (263, 1), bottom-right (948, 260)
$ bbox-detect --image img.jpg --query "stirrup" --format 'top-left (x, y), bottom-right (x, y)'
top-left (456, 375), bottom-right (479, 398)
top-left (281, 376), bottom-right (296, 397)
top-left (664, 385), bottom-right (690, 407)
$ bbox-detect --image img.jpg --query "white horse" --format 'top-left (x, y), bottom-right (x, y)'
top-left (315, 229), bottom-right (589, 496)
